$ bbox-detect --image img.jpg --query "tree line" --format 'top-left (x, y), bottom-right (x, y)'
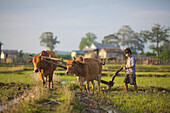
top-left (79, 24), bottom-right (170, 59)
top-left (39, 24), bottom-right (169, 59)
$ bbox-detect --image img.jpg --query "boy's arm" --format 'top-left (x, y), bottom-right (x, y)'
top-left (122, 58), bottom-right (135, 70)
top-left (126, 57), bottom-right (135, 69)
top-left (125, 66), bottom-right (133, 69)
top-left (122, 66), bottom-right (133, 70)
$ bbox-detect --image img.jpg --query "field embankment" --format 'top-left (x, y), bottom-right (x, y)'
top-left (55, 64), bottom-right (170, 77)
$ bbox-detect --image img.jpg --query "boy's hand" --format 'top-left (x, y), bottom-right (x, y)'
top-left (122, 66), bottom-right (126, 70)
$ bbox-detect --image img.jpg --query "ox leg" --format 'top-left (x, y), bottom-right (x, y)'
top-left (98, 74), bottom-right (101, 94)
top-left (40, 72), bottom-right (45, 87)
top-left (79, 82), bottom-right (83, 93)
top-left (86, 81), bottom-right (90, 95)
top-left (91, 80), bottom-right (95, 95)
top-left (49, 76), bottom-right (53, 89)
top-left (46, 76), bottom-right (47, 82)
top-left (52, 78), bottom-right (54, 89)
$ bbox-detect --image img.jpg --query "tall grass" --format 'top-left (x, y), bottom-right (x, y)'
top-left (1, 71), bottom-right (76, 113)
top-left (104, 92), bottom-right (170, 113)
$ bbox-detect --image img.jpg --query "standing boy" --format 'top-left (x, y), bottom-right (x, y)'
top-left (122, 48), bottom-right (138, 93)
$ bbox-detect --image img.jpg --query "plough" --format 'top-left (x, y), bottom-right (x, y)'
top-left (41, 56), bottom-right (123, 91)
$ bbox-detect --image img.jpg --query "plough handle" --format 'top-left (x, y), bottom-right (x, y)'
top-left (111, 67), bottom-right (123, 83)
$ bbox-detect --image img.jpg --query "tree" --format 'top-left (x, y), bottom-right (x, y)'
top-left (102, 34), bottom-right (120, 47)
top-left (117, 25), bottom-right (146, 53)
top-left (103, 25), bottom-right (146, 53)
top-left (160, 41), bottom-right (170, 59)
top-left (140, 24), bottom-right (170, 58)
top-left (79, 32), bottom-right (97, 50)
top-left (40, 32), bottom-right (60, 51)
top-left (18, 50), bottom-right (24, 58)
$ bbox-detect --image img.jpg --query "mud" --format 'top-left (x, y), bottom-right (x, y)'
top-left (75, 92), bottom-right (120, 113)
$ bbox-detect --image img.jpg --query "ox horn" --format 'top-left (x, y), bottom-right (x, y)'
top-left (29, 54), bottom-right (33, 57)
top-left (73, 57), bottom-right (76, 61)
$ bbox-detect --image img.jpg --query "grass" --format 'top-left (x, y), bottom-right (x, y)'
top-left (55, 70), bottom-right (170, 77)
top-left (0, 70), bottom-right (77, 113)
top-left (102, 76), bottom-right (170, 91)
top-left (54, 64), bottom-right (170, 77)
top-left (57, 75), bottom-right (170, 113)
top-left (0, 70), bottom-right (35, 102)
top-left (15, 83), bottom-right (75, 113)
top-left (104, 64), bottom-right (170, 68)
top-left (103, 92), bottom-right (170, 113)
top-left (0, 63), bottom-right (170, 113)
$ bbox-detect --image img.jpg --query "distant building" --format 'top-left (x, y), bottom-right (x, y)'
top-left (0, 42), bottom-right (3, 63)
top-left (83, 42), bottom-right (123, 59)
top-left (99, 47), bottom-right (124, 59)
top-left (1, 50), bottom-right (18, 63)
top-left (84, 42), bottom-right (115, 50)
top-left (72, 42), bottom-right (124, 59)
top-left (71, 50), bottom-right (85, 59)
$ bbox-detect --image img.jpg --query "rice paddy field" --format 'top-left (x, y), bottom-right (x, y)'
top-left (0, 63), bottom-right (169, 113)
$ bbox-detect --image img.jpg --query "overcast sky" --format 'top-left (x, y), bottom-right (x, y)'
top-left (0, 0), bottom-right (170, 53)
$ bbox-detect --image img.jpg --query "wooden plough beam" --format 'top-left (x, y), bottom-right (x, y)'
top-left (100, 67), bottom-right (123, 90)
top-left (41, 56), bottom-right (123, 90)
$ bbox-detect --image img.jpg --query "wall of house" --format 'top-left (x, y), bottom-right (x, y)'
top-left (99, 49), bottom-right (106, 58)
top-left (90, 44), bottom-right (97, 49)
top-left (71, 51), bottom-right (76, 58)
top-left (106, 52), bottom-right (118, 58)
top-left (1, 52), bottom-right (5, 59)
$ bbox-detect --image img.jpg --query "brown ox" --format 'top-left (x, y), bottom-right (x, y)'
top-left (65, 57), bottom-right (103, 94)
top-left (27, 50), bottom-right (57, 89)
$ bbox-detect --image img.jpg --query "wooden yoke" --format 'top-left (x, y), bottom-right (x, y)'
top-left (41, 56), bottom-right (67, 70)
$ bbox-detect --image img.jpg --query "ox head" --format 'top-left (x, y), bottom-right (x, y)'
top-left (27, 54), bottom-right (47, 73)
top-left (65, 57), bottom-right (86, 76)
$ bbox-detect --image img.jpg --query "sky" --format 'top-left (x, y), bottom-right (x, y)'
top-left (0, 0), bottom-right (170, 53)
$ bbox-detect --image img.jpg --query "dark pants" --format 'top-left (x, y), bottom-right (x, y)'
top-left (124, 74), bottom-right (136, 85)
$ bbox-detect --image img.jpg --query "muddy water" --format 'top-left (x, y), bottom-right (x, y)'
top-left (0, 97), bottom-right (20, 112)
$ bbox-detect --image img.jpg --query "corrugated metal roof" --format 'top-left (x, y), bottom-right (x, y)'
top-left (101, 47), bottom-right (124, 53)
top-left (93, 42), bottom-right (115, 49)
top-left (72, 50), bottom-right (85, 55)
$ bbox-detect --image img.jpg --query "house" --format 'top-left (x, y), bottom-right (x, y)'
top-left (71, 50), bottom-right (85, 59)
top-left (1, 50), bottom-right (18, 63)
top-left (99, 47), bottom-right (124, 59)
top-left (71, 42), bottom-right (123, 60)
top-left (83, 42), bottom-right (123, 59)
top-left (84, 42), bottom-right (115, 50)
top-left (0, 42), bottom-right (3, 63)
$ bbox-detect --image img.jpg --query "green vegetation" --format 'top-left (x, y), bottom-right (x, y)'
top-left (61, 75), bottom-right (170, 113)
top-left (79, 32), bottom-right (97, 50)
top-left (0, 63), bottom-right (170, 113)
top-left (0, 70), bottom-right (76, 113)
top-left (40, 32), bottom-right (60, 51)
top-left (104, 92), bottom-right (169, 113)
top-left (0, 71), bottom-right (34, 102)
top-left (140, 24), bottom-right (170, 58)
top-left (56, 54), bottom-right (71, 60)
